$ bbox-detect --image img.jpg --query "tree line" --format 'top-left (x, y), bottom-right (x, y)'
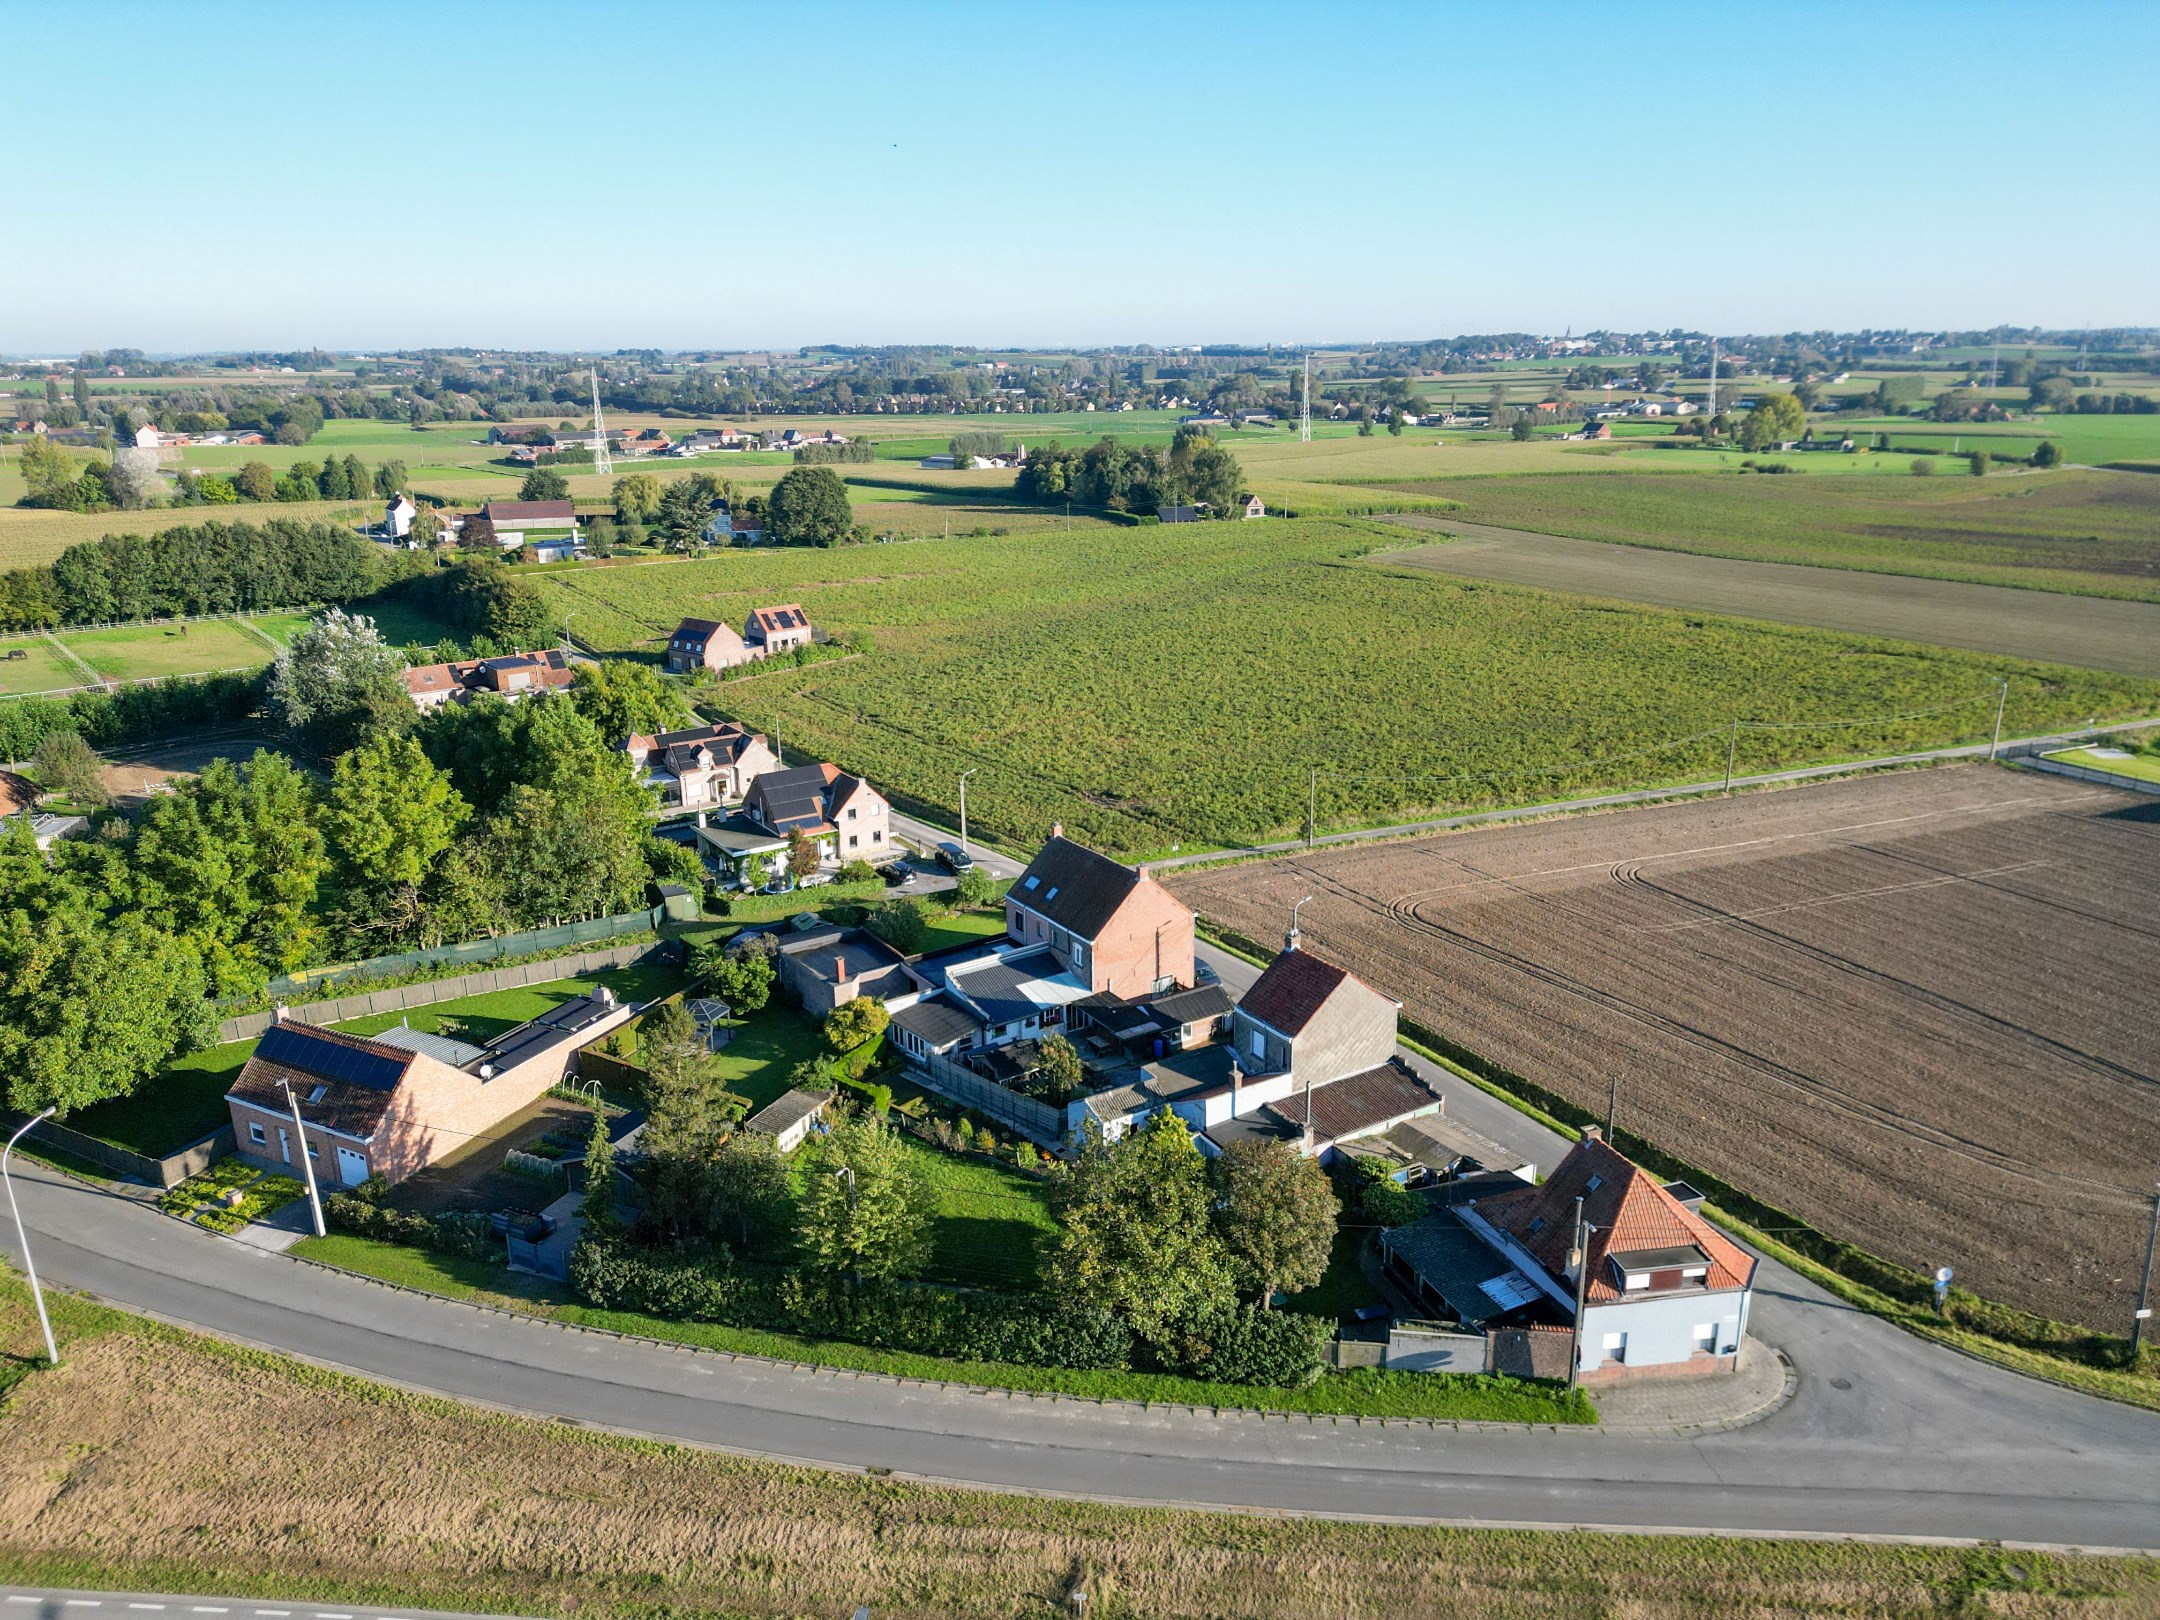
top-left (0, 518), bottom-right (404, 632)
top-left (1015, 432), bottom-right (1243, 516)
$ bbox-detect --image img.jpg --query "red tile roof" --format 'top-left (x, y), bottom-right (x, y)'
top-left (748, 603), bottom-right (810, 637)
top-left (479, 499), bottom-right (576, 523)
top-left (1474, 1136), bottom-right (1755, 1303)
top-left (1236, 948), bottom-right (1352, 1036)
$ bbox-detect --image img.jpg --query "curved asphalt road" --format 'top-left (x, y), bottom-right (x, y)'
top-left (9, 1140), bottom-right (2158, 1548)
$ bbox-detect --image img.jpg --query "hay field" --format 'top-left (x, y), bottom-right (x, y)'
top-left (3, 1287), bottom-right (2150, 1620)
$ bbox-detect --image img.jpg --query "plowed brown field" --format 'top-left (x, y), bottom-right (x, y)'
top-left (1171, 766), bottom-right (2160, 1329)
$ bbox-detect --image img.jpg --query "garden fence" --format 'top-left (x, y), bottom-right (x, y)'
top-left (907, 1049), bottom-right (1068, 1148)
top-left (218, 936), bottom-right (671, 1043)
top-left (13, 1117), bottom-right (232, 1190)
top-left (247, 908), bottom-right (662, 1000)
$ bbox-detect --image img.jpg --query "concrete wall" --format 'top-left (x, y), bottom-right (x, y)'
top-left (1385, 1326), bottom-right (1491, 1374)
top-left (22, 1117), bottom-right (232, 1190)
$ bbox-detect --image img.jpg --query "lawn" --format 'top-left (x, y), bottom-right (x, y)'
top-left (2045, 745), bottom-right (2160, 782)
top-left (712, 1006), bottom-right (829, 1112)
top-left (532, 518), bottom-right (2159, 858)
top-left (1284, 1226), bottom-right (1388, 1322)
top-left (0, 637), bottom-right (87, 694)
top-left (63, 1036), bottom-right (258, 1156)
top-left (333, 960), bottom-right (683, 1044)
top-left (57, 617), bottom-right (279, 681)
top-left (0, 496), bottom-right (374, 569)
top-left (912, 902), bottom-right (1008, 955)
top-left (895, 1134), bottom-right (1059, 1290)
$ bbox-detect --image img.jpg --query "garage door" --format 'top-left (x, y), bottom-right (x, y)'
top-left (336, 1147), bottom-right (370, 1187)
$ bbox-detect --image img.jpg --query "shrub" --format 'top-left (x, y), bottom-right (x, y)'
top-left (1160, 1304), bottom-right (1333, 1387)
top-left (568, 1240), bottom-right (1134, 1371)
top-left (325, 1193), bottom-right (500, 1260)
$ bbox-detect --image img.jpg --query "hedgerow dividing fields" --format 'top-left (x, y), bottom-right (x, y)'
top-left (1390, 469), bottom-right (2160, 601)
top-left (533, 520), bottom-right (2159, 857)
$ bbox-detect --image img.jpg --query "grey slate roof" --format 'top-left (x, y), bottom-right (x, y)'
top-left (1145, 983), bottom-right (1235, 1026)
top-left (890, 995), bottom-right (985, 1049)
top-left (1272, 1059), bottom-right (1440, 1143)
top-left (1008, 836), bottom-right (1147, 940)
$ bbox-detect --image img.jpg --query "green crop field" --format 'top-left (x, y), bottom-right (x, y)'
top-left (531, 519), bottom-right (2157, 857)
top-left (1840, 412), bottom-right (2160, 469)
top-left (1401, 469), bottom-right (2160, 601)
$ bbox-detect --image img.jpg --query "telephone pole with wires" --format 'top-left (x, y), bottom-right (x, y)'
top-left (1989, 679), bottom-right (2009, 761)
top-left (2133, 1180), bottom-right (2159, 1359)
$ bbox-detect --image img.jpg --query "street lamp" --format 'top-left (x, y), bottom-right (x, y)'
top-left (278, 1079), bottom-right (327, 1238)
top-left (3, 1108), bottom-right (61, 1367)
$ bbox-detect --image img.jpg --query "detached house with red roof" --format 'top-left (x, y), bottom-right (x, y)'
top-left (1397, 1130), bottom-right (1756, 1383)
top-left (744, 603), bottom-right (814, 656)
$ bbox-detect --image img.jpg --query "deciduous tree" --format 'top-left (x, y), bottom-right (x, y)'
top-left (323, 732), bottom-right (467, 888)
top-left (766, 466), bottom-right (853, 547)
top-left (1210, 1139), bottom-right (1338, 1307)
top-left (824, 995), bottom-right (889, 1054)
top-left (1047, 1112), bottom-right (1232, 1346)
top-left (32, 729), bottom-right (107, 807)
top-left (266, 607), bottom-right (410, 755)
top-left (797, 1116), bottom-right (936, 1281)
top-left (518, 468), bottom-right (569, 502)
top-left (1738, 391), bottom-right (1807, 451)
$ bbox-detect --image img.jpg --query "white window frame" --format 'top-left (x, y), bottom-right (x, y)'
top-left (248, 1122), bottom-right (266, 1146)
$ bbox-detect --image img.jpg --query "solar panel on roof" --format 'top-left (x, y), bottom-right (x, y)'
top-left (255, 1024), bottom-right (408, 1092)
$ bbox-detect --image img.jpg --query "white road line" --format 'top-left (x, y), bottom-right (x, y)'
top-left (254, 1611), bottom-right (291, 1616)
top-left (192, 1609), bottom-right (228, 1614)
top-left (128, 1609), bottom-right (167, 1614)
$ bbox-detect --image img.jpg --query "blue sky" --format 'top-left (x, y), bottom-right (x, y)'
top-left (8, 0), bottom-right (2156, 352)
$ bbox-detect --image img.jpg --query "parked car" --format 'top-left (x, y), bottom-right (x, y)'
top-left (877, 861), bottom-right (912, 886)
top-left (937, 841), bottom-right (977, 874)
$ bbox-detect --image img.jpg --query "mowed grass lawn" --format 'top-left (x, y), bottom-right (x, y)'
top-left (2046, 745), bottom-right (2160, 782)
top-left (532, 518), bottom-right (2159, 858)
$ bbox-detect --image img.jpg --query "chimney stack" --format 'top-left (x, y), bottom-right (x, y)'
top-left (1050, 821), bottom-right (1064, 841)
top-left (1229, 1058), bottom-right (1244, 1110)
top-left (835, 955), bottom-right (850, 985)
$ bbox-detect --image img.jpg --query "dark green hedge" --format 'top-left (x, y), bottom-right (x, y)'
top-left (1161, 1304), bottom-right (1333, 1387)
top-left (569, 1238), bottom-right (1134, 1372)
top-left (325, 1193), bottom-right (497, 1260)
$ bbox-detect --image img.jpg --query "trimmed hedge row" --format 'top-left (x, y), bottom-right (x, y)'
top-left (569, 1239), bottom-right (1133, 1371)
top-left (325, 1193), bottom-right (498, 1261)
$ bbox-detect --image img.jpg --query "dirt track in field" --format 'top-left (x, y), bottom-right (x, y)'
top-left (1170, 766), bottom-right (2160, 1329)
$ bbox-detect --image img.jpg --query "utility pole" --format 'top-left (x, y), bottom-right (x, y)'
top-left (957, 768), bottom-right (976, 857)
top-left (3, 1109), bottom-right (60, 1367)
top-left (1566, 1197), bottom-right (1591, 1391)
top-left (280, 1079), bottom-right (326, 1238)
top-left (1989, 679), bottom-right (2008, 761)
top-left (1606, 1072), bottom-right (1619, 1141)
top-left (1724, 719), bottom-right (1739, 794)
top-left (1307, 766), bottom-right (1317, 850)
top-left (2133, 1180), bottom-right (2160, 1359)
top-left (835, 1164), bottom-right (859, 1285)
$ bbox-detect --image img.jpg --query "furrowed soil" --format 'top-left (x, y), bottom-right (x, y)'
top-left (1170, 766), bottom-right (2160, 1329)
top-left (4, 1291), bottom-right (2155, 1620)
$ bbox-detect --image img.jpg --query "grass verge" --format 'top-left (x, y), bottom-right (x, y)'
top-left (2, 1271), bottom-right (2153, 1620)
top-left (287, 1233), bottom-right (1592, 1423)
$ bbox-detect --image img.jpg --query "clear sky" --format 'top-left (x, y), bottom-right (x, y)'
top-left (9, 0), bottom-right (2157, 352)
